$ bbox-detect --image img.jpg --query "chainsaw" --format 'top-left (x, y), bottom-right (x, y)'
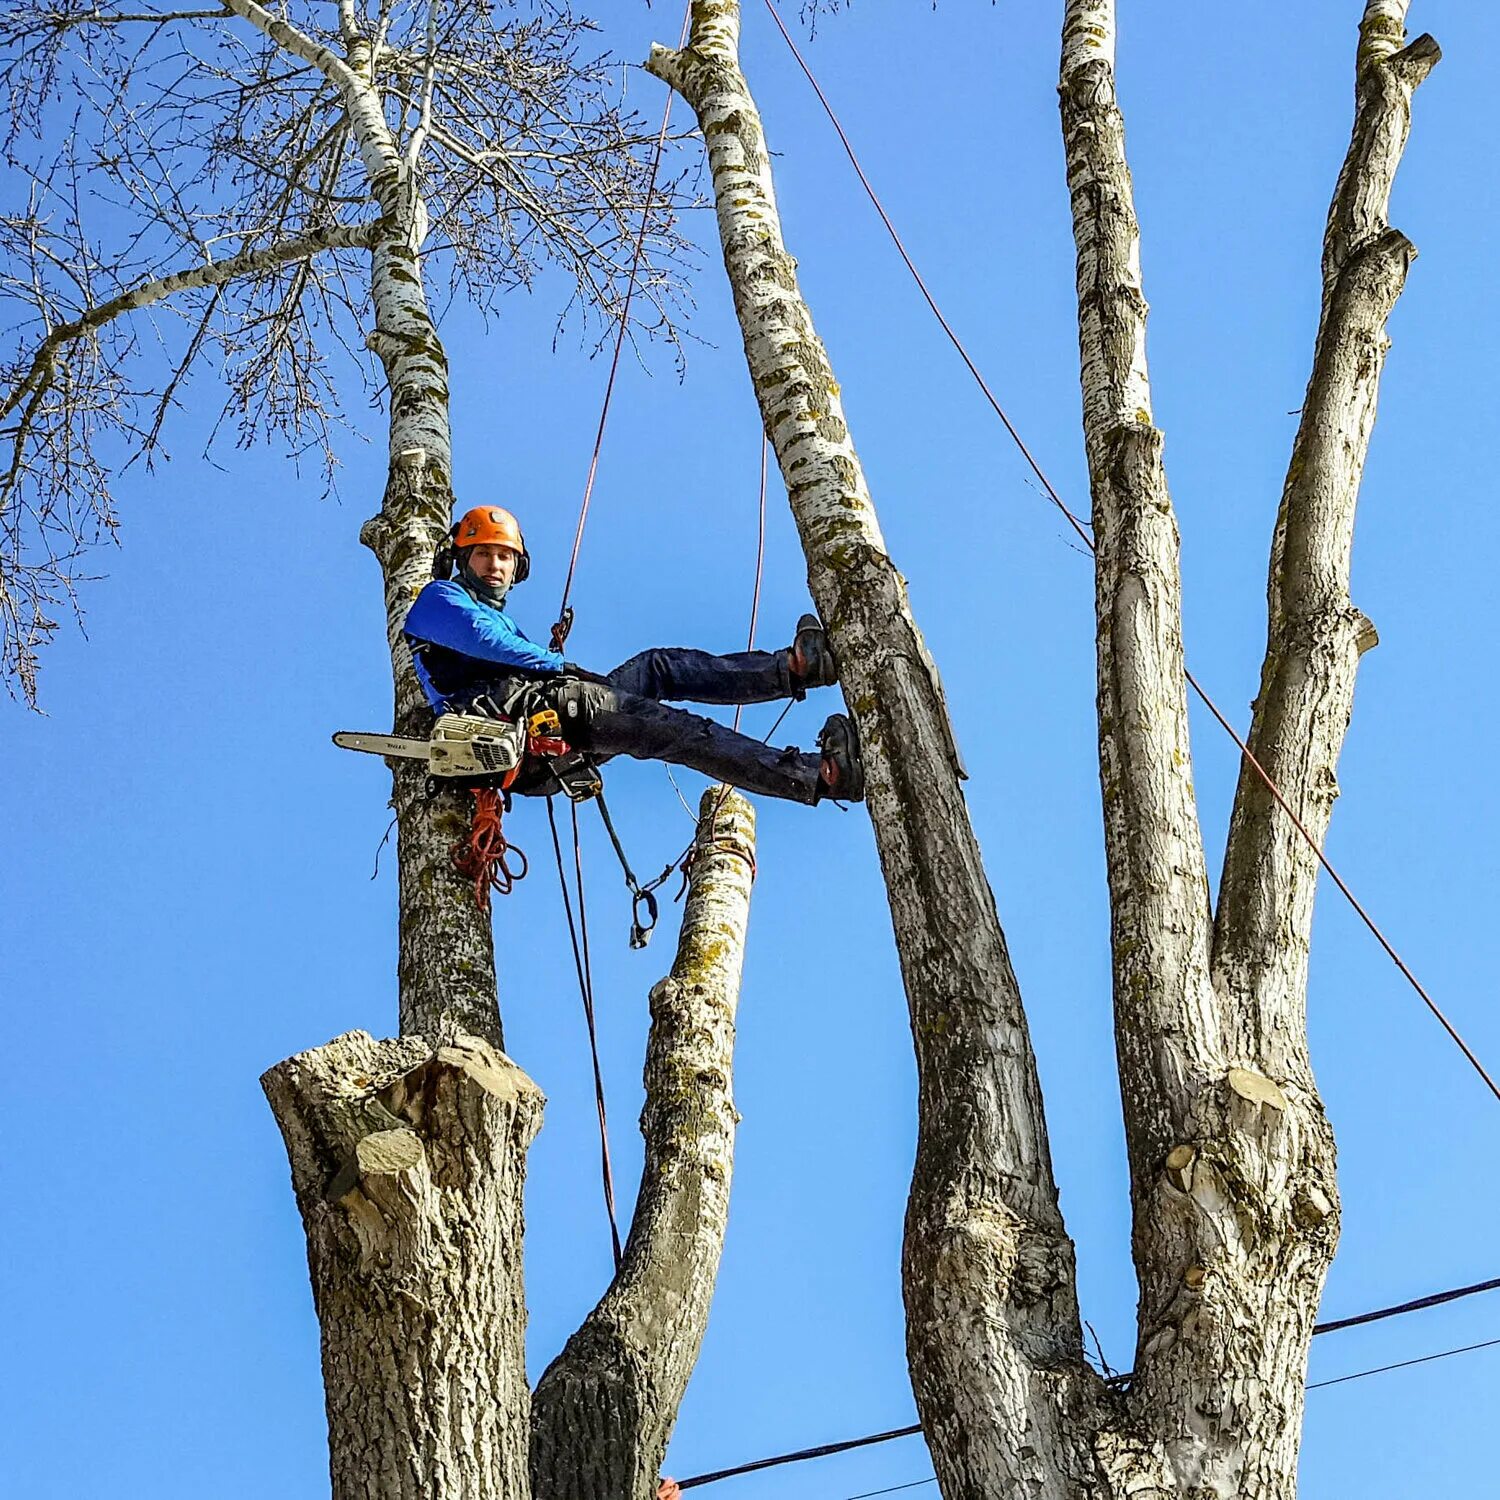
top-left (333, 712), bottom-right (526, 779)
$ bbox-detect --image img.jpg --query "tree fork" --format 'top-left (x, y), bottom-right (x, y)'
top-left (648, 8), bottom-right (1094, 1496)
top-left (266, 791), bottom-right (760, 1500)
top-left (1061, 3), bottom-right (1437, 1495)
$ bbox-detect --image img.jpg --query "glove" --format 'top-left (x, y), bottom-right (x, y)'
top-left (563, 662), bottom-right (613, 686)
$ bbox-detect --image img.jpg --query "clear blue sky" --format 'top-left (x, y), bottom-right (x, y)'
top-left (3, 3), bottom-right (1495, 1496)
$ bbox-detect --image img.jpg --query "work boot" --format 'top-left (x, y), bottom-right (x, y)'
top-left (815, 712), bottom-right (865, 803)
top-left (788, 612), bottom-right (838, 698)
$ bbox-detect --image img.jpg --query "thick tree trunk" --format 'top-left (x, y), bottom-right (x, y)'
top-left (531, 790), bottom-right (757, 1500)
top-left (1060, 4), bottom-right (1436, 1495)
top-left (263, 1031), bottom-right (544, 1500)
top-left (648, 10), bottom-right (1095, 1497)
top-left (265, 792), bottom-right (758, 1500)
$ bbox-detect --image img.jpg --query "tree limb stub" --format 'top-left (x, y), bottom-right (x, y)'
top-left (263, 1030), bottom-right (543, 1500)
top-left (649, 8), bottom-right (1091, 1497)
top-left (531, 789), bottom-right (756, 1500)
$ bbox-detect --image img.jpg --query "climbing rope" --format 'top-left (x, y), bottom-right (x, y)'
top-left (450, 787), bottom-right (528, 912)
top-left (595, 787), bottom-right (679, 949)
top-left (533, 2), bottom-right (695, 1269)
top-left (761, 0), bottom-right (1500, 1106)
top-left (553, 3), bottom-right (694, 650)
top-left (546, 794), bottom-right (624, 1269)
top-left (732, 436), bottom-right (770, 735)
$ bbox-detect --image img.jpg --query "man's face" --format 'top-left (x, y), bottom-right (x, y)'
top-left (466, 542), bottom-right (518, 590)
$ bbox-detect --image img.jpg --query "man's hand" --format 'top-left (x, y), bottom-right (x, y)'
top-left (562, 662), bottom-right (613, 686)
top-left (656, 1481), bottom-right (682, 1500)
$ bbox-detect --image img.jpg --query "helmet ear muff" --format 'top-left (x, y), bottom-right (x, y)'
top-left (513, 547), bottom-right (531, 584)
top-left (433, 538), bottom-right (458, 580)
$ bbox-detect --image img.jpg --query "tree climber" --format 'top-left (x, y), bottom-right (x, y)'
top-left (403, 506), bottom-right (865, 803)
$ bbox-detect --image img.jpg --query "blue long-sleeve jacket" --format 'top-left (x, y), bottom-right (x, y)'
top-left (403, 580), bottom-right (565, 711)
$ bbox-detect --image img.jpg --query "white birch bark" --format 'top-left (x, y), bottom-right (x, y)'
top-left (1062, 4), bottom-right (1437, 1495)
top-left (649, 10), bottom-right (1097, 1496)
top-left (225, 0), bottom-right (499, 1044)
top-left (531, 791), bottom-right (757, 1500)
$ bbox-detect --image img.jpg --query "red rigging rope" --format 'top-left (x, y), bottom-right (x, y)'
top-left (451, 787), bottom-right (527, 912)
top-left (759, 0), bottom-right (1500, 1107)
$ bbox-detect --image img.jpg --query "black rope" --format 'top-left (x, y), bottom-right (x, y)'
top-left (675, 1272), bottom-right (1500, 1489)
top-left (546, 795), bottom-right (624, 1270)
top-left (594, 785), bottom-right (676, 949)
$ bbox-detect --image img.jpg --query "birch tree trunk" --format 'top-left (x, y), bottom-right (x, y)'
top-left (230, 10), bottom-right (760, 1495)
top-left (224, 0), bottom-right (500, 1047)
top-left (648, 10), bottom-right (1098, 1497)
top-left (530, 791), bottom-right (757, 1500)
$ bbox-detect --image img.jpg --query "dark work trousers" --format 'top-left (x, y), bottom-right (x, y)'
top-left (574, 646), bottom-right (822, 805)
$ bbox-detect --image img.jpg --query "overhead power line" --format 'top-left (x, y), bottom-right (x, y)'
top-left (1313, 1274), bottom-right (1500, 1337)
top-left (1306, 1336), bottom-right (1500, 1391)
top-left (677, 1272), bottom-right (1500, 1489)
top-left (825, 1338), bottom-right (1500, 1500)
top-left (758, 0), bottom-right (1500, 1107)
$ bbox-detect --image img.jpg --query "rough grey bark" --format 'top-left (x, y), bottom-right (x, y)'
top-left (647, 9), bottom-right (1095, 1497)
top-left (530, 790), bottom-right (757, 1500)
top-left (654, 2), bottom-right (1434, 1497)
top-left (1060, 4), bottom-right (1433, 1496)
top-left (263, 1031), bottom-right (545, 1500)
top-left (1213, 11), bottom-right (1440, 1074)
top-left (265, 790), bottom-right (758, 1500)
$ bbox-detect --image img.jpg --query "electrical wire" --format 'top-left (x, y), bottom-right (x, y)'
top-left (677, 1272), bottom-right (1500, 1488)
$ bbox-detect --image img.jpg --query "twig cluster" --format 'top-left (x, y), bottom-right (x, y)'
top-left (0, 0), bottom-right (696, 703)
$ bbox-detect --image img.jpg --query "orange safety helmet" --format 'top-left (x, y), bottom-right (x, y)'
top-left (450, 505), bottom-right (530, 582)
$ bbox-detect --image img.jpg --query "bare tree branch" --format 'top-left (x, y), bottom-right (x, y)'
top-left (1059, 0), bottom-right (1220, 1216)
top-left (0, 0), bottom-right (696, 703)
top-left (1214, 6), bottom-right (1440, 1072)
